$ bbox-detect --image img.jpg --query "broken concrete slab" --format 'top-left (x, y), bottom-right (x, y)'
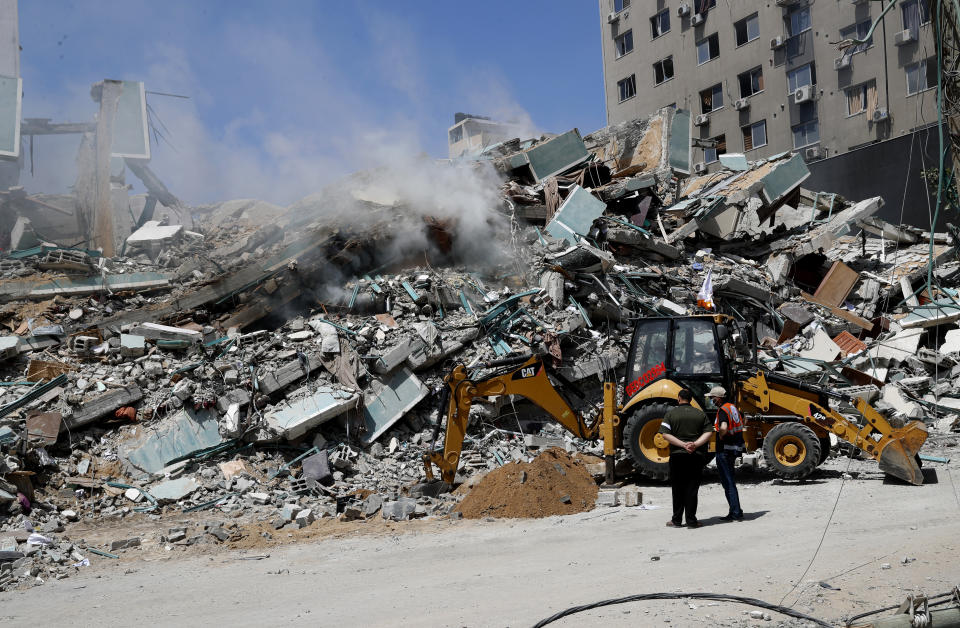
top-left (798, 327), bottom-right (842, 362)
top-left (545, 185), bottom-right (606, 244)
top-left (258, 352), bottom-right (324, 396)
top-left (264, 387), bottom-right (360, 441)
top-left (0, 337), bottom-right (18, 360)
top-left (360, 366), bottom-right (429, 445)
top-left (125, 220), bottom-right (183, 247)
top-left (66, 384), bottom-right (143, 430)
top-left (127, 322), bottom-right (202, 344)
top-left (519, 128), bottom-right (590, 183)
top-left (119, 334), bottom-right (145, 358)
top-left (149, 477), bottom-right (200, 503)
top-left (119, 407), bottom-right (223, 476)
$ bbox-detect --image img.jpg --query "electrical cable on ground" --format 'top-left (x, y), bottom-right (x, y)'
top-left (779, 453), bottom-right (855, 608)
top-left (530, 591), bottom-right (832, 627)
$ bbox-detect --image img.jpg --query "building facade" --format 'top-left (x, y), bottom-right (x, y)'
top-left (598, 0), bottom-right (939, 177)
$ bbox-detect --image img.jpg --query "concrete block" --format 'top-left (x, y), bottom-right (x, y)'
top-left (294, 509), bottom-right (315, 528)
top-left (618, 486), bottom-right (641, 507)
top-left (109, 537), bottom-right (141, 552)
top-left (248, 492), bottom-right (270, 505)
top-left (166, 528), bottom-right (186, 543)
top-left (119, 334), bottom-right (146, 358)
top-left (216, 388), bottom-right (251, 413)
top-left (596, 490), bottom-right (618, 507)
top-left (0, 337), bottom-right (18, 360)
top-left (381, 497), bottom-right (417, 521)
top-left (300, 451), bottom-right (332, 483)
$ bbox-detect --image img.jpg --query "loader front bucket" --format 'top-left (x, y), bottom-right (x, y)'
top-left (876, 420), bottom-right (928, 485)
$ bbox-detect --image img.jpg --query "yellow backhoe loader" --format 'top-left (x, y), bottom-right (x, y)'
top-left (423, 315), bottom-right (928, 486)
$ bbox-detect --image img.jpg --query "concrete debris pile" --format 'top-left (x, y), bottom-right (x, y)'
top-left (0, 105), bottom-right (958, 589)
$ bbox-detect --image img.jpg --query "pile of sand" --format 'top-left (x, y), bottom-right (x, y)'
top-left (454, 448), bottom-right (598, 519)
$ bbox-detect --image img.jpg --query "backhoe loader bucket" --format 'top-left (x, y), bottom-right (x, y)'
top-left (876, 420), bottom-right (928, 485)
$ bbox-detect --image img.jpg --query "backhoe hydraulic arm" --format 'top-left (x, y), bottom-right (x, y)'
top-left (423, 355), bottom-right (617, 485)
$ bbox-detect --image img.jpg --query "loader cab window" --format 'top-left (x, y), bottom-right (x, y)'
top-left (672, 319), bottom-right (721, 376)
top-left (629, 319), bottom-right (670, 379)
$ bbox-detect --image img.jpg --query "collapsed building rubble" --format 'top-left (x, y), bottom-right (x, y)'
top-left (0, 105), bottom-right (958, 591)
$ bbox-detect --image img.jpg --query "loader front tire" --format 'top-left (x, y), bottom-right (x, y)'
top-left (763, 422), bottom-right (821, 480)
top-left (623, 403), bottom-right (673, 481)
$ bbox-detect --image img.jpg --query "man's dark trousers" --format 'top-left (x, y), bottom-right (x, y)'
top-left (669, 452), bottom-right (705, 524)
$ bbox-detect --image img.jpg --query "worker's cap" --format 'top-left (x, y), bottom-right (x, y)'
top-left (707, 386), bottom-right (727, 398)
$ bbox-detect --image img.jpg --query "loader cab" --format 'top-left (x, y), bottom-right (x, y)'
top-left (624, 316), bottom-right (731, 408)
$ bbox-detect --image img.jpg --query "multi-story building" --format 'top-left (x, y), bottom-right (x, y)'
top-left (598, 0), bottom-right (941, 221)
top-left (448, 113), bottom-right (526, 159)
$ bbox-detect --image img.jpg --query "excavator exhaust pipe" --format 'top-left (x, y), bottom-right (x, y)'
top-left (876, 421), bottom-right (928, 485)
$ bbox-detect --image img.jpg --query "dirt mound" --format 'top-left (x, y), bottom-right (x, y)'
top-left (454, 448), bottom-right (598, 519)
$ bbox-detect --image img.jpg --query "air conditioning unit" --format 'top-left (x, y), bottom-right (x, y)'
top-left (677, 4), bottom-right (691, 17)
top-left (694, 114), bottom-right (709, 126)
top-left (834, 55), bottom-right (851, 70)
top-left (794, 85), bottom-right (814, 103)
top-left (804, 146), bottom-right (823, 160)
top-left (734, 98), bottom-right (750, 111)
top-left (770, 36), bottom-right (785, 49)
top-left (607, 11), bottom-right (618, 23)
top-left (872, 107), bottom-right (889, 122)
top-left (691, 13), bottom-right (705, 26)
top-left (894, 29), bottom-right (915, 45)
top-left (694, 162), bottom-right (708, 174)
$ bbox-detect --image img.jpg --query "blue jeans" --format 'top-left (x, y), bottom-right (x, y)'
top-left (715, 451), bottom-right (743, 517)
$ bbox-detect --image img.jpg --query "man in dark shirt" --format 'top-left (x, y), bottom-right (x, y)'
top-left (659, 389), bottom-right (714, 528)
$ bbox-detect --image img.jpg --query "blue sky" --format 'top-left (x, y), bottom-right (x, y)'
top-left (17, 2), bottom-right (607, 205)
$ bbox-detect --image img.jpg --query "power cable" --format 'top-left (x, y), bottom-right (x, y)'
top-left (531, 591), bottom-right (832, 627)
top-left (779, 453), bottom-right (855, 608)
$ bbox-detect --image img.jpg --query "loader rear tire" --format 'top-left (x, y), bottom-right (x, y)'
top-left (623, 403), bottom-right (673, 481)
top-left (763, 422), bottom-right (821, 480)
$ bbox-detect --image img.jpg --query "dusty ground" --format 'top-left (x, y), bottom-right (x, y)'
top-left (2, 450), bottom-right (960, 628)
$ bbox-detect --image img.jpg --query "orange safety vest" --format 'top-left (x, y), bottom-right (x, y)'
top-left (715, 402), bottom-right (743, 434)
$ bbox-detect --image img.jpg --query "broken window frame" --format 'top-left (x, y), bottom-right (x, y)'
top-left (737, 66), bottom-right (764, 99)
top-left (787, 62), bottom-right (816, 95)
top-left (699, 83), bottom-right (723, 114)
top-left (653, 56), bottom-right (674, 86)
top-left (614, 0), bottom-right (630, 12)
top-left (734, 13), bottom-right (760, 47)
top-left (650, 9), bottom-right (670, 39)
top-left (839, 20), bottom-right (873, 56)
top-left (696, 32), bottom-right (720, 65)
top-left (448, 126), bottom-right (463, 144)
top-left (704, 133), bottom-right (726, 164)
top-left (741, 120), bottom-right (767, 152)
top-left (845, 80), bottom-right (878, 117)
top-left (618, 74), bottom-right (637, 102)
top-left (695, 0), bottom-right (716, 13)
top-left (615, 29), bottom-right (634, 58)
top-left (906, 57), bottom-right (937, 96)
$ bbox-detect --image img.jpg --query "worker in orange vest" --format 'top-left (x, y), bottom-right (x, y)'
top-left (707, 386), bottom-right (744, 522)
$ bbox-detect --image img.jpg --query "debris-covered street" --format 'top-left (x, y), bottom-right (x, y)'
top-left (2, 1), bottom-right (960, 626)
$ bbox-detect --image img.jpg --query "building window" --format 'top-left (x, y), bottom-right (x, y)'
top-left (617, 74), bottom-right (637, 102)
top-left (742, 120), bottom-right (767, 151)
top-left (695, 0), bottom-right (716, 12)
top-left (700, 83), bottom-right (723, 114)
top-left (792, 103), bottom-right (819, 148)
top-left (615, 30), bottom-right (634, 58)
top-left (696, 33), bottom-right (720, 65)
top-left (787, 63), bottom-right (816, 94)
top-left (734, 14), bottom-right (759, 47)
top-left (653, 56), bottom-right (674, 85)
top-left (737, 67), bottom-right (763, 98)
top-left (906, 57), bottom-right (937, 95)
top-left (839, 20), bottom-right (873, 55)
top-left (788, 7), bottom-right (811, 36)
top-left (650, 9), bottom-right (670, 39)
top-left (901, 0), bottom-right (930, 40)
top-left (704, 134), bottom-right (726, 164)
top-left (846, 80), bottom-right (878, 117)
top-left (449, 126), bottom-right (463, 144)
top-left (614, 0), bottom-right (630, 12)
